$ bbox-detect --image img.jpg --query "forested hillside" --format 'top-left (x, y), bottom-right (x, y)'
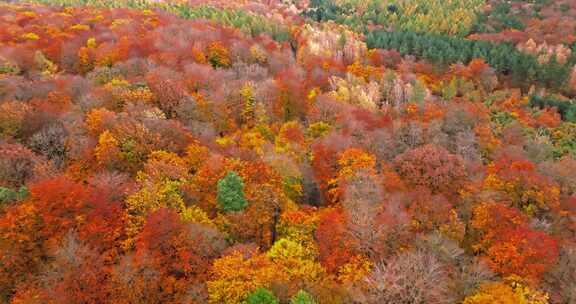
top-left (0, 0), bottom-right (575, 303)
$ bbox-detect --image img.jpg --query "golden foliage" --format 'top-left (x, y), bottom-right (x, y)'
top-left (463, 277), bottom-right (549, 304)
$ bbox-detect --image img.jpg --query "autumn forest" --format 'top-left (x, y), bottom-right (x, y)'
top-left (0, 0), bottom-right (575, 303)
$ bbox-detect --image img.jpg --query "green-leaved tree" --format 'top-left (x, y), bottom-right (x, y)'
top-left (290, 290), bottom-right (317, 304)
top-left (0, 186), bottom-right (29, 205)
top-left (217, 171), bottom-right (248, 213)
top-left (247, 288), bottom-right (279, 304)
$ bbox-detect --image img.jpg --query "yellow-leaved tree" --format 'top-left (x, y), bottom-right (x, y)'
top-left (463, 277), bottom-right (549, 304)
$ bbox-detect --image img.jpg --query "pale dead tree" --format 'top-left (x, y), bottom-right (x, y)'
top-left (454, 130), bottom-right (481, 163)
top-left (109, 252), bottom-right (162, 304)
top-left (393, 120), bottom-right (424, 154)
top-left (341, 170), bottom-right (384, 257)
top-left (544, 244), bottom-right (576, 304)
top-left (538, 156), bottom-right (576, 196)
top-left (29, 122), bottom-right (69, 168)
top-left (366, 128), bottom-right (395, 162)
top-left (37, 232), bottom-right (109, 303)
top-left (415, 233), bottom-right (494, 302)
top-left (379, 70), bottom-right (396, 109)
top-left (392, 77), bottom-right (407, 110)
top-left (364, 250), bottom-right (451, 304)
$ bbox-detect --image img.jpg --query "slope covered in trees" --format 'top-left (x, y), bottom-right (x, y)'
top-left (0, 1), bottom-right (575, 303)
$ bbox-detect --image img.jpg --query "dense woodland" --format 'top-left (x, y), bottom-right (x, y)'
top-left (0, 0), bottom-right (575, 303)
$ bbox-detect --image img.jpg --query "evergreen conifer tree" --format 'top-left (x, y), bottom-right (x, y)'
top-left (217, 171), bottom-right (248, 213)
